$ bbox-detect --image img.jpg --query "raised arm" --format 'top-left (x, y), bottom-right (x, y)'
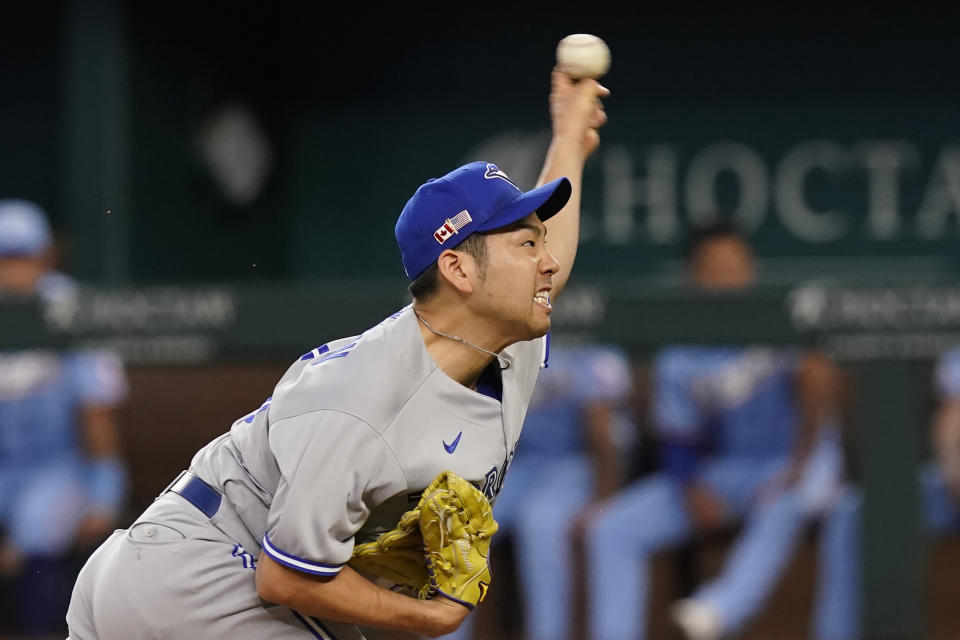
top-left (538, 70), bottom-right (610, 298)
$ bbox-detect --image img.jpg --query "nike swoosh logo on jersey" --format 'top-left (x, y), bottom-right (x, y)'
top-left (443, 432), bottom-right (463, 454)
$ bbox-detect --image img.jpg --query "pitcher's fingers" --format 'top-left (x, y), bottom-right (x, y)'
top-left (576, 78), bottom-right (610, 100)
top-left (591, 106), bottom-right (608, 129)
top-left (552, 67), bottom-right (577, 91)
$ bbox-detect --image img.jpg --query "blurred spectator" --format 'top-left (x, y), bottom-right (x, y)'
top-left (584, 219), bottom-right (846, 640)
top-left (441, 342), bottom-right (635, 640)
top-left (0, 200), bottom-right (129, 635)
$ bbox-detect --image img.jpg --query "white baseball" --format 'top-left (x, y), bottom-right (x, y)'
top-left (556, 34), bottom-right (611, 79)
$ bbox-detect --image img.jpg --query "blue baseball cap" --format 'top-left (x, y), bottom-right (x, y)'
top-left (0, 199), bottom-right (52, 257)
top-left (395, 161), bottom-right (572, 279)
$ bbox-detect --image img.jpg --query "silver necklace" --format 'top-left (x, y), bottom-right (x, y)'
top-left (415, 312), bottom-right (510, 370)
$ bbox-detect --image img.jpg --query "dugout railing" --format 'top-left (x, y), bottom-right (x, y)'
top-left (5, 279), bottom-right (960, 640)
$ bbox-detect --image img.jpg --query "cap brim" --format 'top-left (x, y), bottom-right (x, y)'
top-left (476, 177), bottom-right (572, 232)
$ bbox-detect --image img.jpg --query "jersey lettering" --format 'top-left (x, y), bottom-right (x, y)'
top-left (299, 344), bottom-right (331, 361)
top-left (231, 544), bottom-right (256, 570)
top-left (311, 341), bottom-right (358, 367)
top-left (482, 467), bottom-right (498, 500)
top-left (482, 449), bottom-right (515, 501)
top-left (240, 397), bottom-right (272, 424)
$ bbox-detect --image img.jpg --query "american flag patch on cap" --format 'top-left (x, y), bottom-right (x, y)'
top-left (434, 210), bottom-right (473, 244)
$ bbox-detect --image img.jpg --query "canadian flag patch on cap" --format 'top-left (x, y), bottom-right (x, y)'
top-left (434, 210), bottom-right (473, 244)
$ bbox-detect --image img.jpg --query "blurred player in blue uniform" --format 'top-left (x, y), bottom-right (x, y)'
top-left (584, 219), bottom-right (845, 640)
top-left (0, 200), bottom-right (129, 634)
top-left (498, 343), bottom-right (635, 640)
top-left (814, 345), bottom-right (960, 640)
top-left (443, 342), bottom-right (635, 640)
top-left (923, 347), bottom-right (960, 537)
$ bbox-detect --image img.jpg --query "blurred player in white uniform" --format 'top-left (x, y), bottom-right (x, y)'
top-left (66, 69), bottom-right (609, 639)
top-left (0, 200), bottom-right (128, 635)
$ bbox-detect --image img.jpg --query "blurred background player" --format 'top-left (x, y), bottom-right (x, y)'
top-left (442, 341), bottom-right (636, 640)
top-left (0, 200), bottom-right (129, 636)
top-left (812, 345), bottom-right (960, 640)
top-left (923, 347), bottom-right (960, 538)
top-left (583, 219), bottom-right (846, 640)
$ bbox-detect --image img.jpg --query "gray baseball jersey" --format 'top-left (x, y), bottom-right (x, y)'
top-left (67, 305), bottom-right (548, 639)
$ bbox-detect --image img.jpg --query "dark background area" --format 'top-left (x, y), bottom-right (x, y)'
top-left (2, 2), bottom-right (959, 285)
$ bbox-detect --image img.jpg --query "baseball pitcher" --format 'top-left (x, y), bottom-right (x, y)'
top-left (66, 67), bottom-right (608, 639)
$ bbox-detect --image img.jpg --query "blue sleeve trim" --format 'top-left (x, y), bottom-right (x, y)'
top-left (262, 534), bottom-right (343, 576)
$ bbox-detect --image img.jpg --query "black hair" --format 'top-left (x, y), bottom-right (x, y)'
top-left (408, 232), bottom-right (489, 301)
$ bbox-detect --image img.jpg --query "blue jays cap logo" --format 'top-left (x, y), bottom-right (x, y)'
top-left (483, 164), bottom-right (520, 191)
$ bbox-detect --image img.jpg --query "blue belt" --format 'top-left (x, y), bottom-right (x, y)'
top-left (165, 470), bottom-right (221, 518)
